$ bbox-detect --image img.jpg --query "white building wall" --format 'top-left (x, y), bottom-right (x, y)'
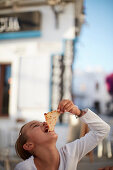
top-left (0, 3), bottom-right (75, 121)
top-left (73, 69), bottom-right (111, 114)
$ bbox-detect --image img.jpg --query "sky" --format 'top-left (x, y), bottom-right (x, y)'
top-left (74, 0), bottom-right (113, 73)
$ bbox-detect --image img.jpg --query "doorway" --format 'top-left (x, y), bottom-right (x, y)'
top-left (0, 64), bottom-right (11, 116)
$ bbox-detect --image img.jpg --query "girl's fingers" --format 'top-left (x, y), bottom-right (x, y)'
top-left (57, 101), bottom-right (63, 112)
top-left (65, 105), bottom-right (74, 113)
top-left (63, 102), bottom-right (72, 112)
top-left (57, 104), bottom-right (60, 112)
top-left (58, 100), bottom-right (68, 113)
top-left (69, 106), bottom-right (76, 113)
top-left (57, 99), bottom-right (75, 113)
top-left (62, 100), bottom-right (73, 111)
top-left (61, 101), bottom-right (69, 112)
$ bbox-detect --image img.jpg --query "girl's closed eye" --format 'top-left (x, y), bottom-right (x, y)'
top-left (33, 124), bottom-right (39, 128)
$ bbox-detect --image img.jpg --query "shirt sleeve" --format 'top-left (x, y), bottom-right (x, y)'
top-left (65, 109), bottom-right (110, 161)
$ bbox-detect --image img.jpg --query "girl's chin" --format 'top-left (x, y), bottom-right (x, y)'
top-left (45, 130), bottom-right (58, 140)
top-left (49, 131), bottom-right (57, 136)
top-left (49, 131), bottom-right (58, 138)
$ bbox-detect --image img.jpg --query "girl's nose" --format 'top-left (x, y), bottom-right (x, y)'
top-left (43, 122), bottom-right (48, 127)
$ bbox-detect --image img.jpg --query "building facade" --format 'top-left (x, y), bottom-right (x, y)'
top-left (0, 0), bottom-right (85, 122)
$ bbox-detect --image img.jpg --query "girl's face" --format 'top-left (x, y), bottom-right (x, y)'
top-left (22, 121), bottom-right (58, 146)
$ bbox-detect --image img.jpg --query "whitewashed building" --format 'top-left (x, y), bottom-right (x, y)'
top-left (0, 1), bottom-right (85, 153)
top-left (0, 0), bottom-right (85, 122)
top-left (73, 68), bottom-right (111, 114)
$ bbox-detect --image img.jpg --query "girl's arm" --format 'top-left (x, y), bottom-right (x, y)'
top-left (58, 99), bottom-right (110, 161)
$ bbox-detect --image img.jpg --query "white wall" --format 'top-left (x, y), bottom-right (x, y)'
top-left (0, 3), bottom-right (75, 121)
top-left (73, 69), bottom-right (111, 114)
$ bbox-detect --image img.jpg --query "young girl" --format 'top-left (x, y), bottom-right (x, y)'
top-left (14, 99), bottom-right (110, 170)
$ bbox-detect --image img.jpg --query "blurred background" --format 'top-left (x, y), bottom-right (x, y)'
top-left (0, 0), bottom-right (113, 169)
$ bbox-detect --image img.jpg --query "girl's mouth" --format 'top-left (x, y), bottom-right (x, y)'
top-left (45, 128), bottom-right (48, 133)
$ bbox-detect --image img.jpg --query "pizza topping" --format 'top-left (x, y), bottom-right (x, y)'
top-left (44, 110), bottom-right (60, 131)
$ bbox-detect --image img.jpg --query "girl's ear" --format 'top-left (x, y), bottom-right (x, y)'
top-left (23, 142), bottom-right (34, 151)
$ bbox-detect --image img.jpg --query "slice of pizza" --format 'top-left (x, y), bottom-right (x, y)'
top-left (44, 110), bottom-right (60, 131)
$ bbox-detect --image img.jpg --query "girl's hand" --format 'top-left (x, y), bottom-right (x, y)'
top-left (57, 99), bottom-right (81, 116)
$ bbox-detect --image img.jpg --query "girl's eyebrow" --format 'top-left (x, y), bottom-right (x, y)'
top-left (30, 122), bottom-right (39, 127)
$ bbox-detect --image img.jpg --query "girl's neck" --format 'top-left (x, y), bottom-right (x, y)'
top-left (34, 146), bottom-right (60, 170)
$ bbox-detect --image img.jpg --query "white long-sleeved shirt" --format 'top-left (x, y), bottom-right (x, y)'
top-left (14, 109), bottom-right (110, 170)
